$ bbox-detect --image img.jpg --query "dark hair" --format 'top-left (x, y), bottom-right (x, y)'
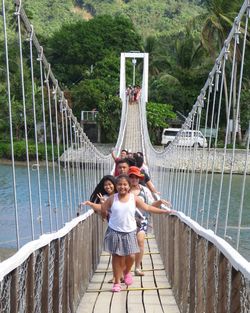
top-left (121, 149), bottom-right (128, 154)
top-left (116, 174), bottom-right (131, 186)
top-left (127, 157), bottom-right (136, 166)
top-left (90, 175), bottom-right (117, 203)
top-left (117, 158), bottom-right (130, 166)
top-left (133, 155), bottom-right (144, 168)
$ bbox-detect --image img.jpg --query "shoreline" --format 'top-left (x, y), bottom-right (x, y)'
top-left (0, 159), bottom-right (58, 167)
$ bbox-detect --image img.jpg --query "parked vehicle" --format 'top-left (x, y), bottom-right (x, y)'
top-left (161, 128), bottom-right (208, 148)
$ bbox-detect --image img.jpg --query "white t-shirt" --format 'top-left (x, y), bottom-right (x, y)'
top-left (109, 193), bottom-right (137, 232)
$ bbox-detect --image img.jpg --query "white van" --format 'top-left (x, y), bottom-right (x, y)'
top-left (161, 128), bottom-right (208, 148)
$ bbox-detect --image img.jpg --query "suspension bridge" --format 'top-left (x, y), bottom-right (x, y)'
top-left (0, 0), bottom-right (250, 312)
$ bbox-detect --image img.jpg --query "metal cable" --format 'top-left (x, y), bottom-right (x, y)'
top-left (38, 47), bottom-right (53, 232)
top-left (53, 83), bottom-right (64, 225)
top-left (45, 65), bottom-right (59, 230)
top-left (29, 25), bottom-right (43, 235)
top-left (3, 0), bottom-right (20, 248)
top-left (16, 3), bottom-right (35, 239)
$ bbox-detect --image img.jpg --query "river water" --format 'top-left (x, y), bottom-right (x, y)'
top-left (0, 163), bottom-right (250, 261)
top-left (0, 162), bottom-right (92, 253)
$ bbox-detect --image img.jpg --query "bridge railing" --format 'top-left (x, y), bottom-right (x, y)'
top-left (0, 211), bottom-right (106, 313)
top-left (153, 213), bottom-right (250, 313)
top-left (0, 0), bottom-right (113, 250)
top-left (0, 1), bottom-right (113, 310)
top-left (139, 0), bottom-right (250, 261)
top-left (137, 1), bottom-right (250, 309)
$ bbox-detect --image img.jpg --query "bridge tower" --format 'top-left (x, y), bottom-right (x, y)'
top-left (119, 52), bottom-right (149, 106)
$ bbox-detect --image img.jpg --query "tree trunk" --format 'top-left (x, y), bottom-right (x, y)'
top-left (242, 125), bottom-right (249, 146)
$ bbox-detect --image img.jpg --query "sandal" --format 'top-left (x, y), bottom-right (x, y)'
top-left (112, 283), bottom-right (121, 292)
top-left (124, 272), bottom-right (133, 286)
top-left (134, 268), bottom-right (145, 276)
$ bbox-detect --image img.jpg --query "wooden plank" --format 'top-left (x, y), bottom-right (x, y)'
top-left (141, 250), bottom-right (162, 313)
top-left (94, 291), bottom-right (113, 313)
top-left (127, 274), bottom-right (144, 313)
top-left (26, 254), bottom-right (34, 312)
top-left (230, 268), bottom-right (241, 313)
top-left (111, 291), bottom-right (127, 313)
top-left (159, 289), bottom-right (181, 313)
top-left (217, 253), bottom-right (229, 313)
top-left (76, 236), bottom-right (180, 313)
top-left (144, 290), bottom-right (162, 313)
top-left (76, 256), bottom-right (112, 313)
top-left (150, 237), bottom-right (180, 313)
top-left (196, 237), bottom-right (206, 313)
top-left (205, 243), bottom-right (216, 313)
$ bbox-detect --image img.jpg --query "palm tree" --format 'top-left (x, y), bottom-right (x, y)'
top-left (143, 36), bottom-right (171, 77)
top-left (199, 0), bottom-right (243, 143)
top-left (200, 0), bottom-right (242, 57)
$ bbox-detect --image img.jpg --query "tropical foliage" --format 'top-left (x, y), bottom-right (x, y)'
top-left (146, 102), bottom-right (176, 143)
top-left (1, 0), bottom-right (250, 147)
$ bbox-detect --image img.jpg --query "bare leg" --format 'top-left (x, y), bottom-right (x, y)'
top-left (112, 254), bottom-right (124, 284)
top-left (135, 231), bottom-right (145, 275)
top-left (124, 254), bottom-right (135, 274)
top-left (123, 254), bottom-right (135, 286)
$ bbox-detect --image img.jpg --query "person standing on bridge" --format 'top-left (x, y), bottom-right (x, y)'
top-left (101, 174), bottom-right (174, 292)
top-left (111, 148), bottom-right (128, 176)
top-left (82, 175), bottom-right (117, 214)
top-left (128, 166), bottom-right (171, 276)
top-left (116, 158), bottom-right (159, 194)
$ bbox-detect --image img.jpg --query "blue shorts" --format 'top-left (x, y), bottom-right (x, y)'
top-left (138, 218), bottom-right (148, 233)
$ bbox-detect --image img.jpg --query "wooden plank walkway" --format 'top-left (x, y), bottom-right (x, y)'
top-left (76, 235), bottom-right (180, 313)
top-left (122, 102), bottom-right (143, 153)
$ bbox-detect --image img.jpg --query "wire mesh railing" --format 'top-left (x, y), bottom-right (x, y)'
top-left (139, 0), bottom-right (250, 261)
top-left (0, 0), bottom-right (117, 251)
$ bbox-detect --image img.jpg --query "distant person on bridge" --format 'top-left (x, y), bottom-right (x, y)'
top-left (126, 85), bottom-right (133, 104)
top-left (134, 85), bottom-right (141, 103)
top-left (101, 174), bottom-right (174, 292)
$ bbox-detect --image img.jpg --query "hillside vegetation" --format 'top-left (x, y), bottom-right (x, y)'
top-left (1, 0), bottom-right (248, 147)
top-left (74, 0), bottom-right (205, 37)
top-left (22, 0), bottom-right (206, 39)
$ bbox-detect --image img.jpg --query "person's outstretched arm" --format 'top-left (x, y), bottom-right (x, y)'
top-left (101, 195), bottom-right (113, 220)
top-left (135, 196), bottom-right (175, 214)
top-left (111, 149), bottom-right (116, 161)
top-left (82, 201), bottom-right (101, 213)
top-left (152, 199), bottom-right (172, 208)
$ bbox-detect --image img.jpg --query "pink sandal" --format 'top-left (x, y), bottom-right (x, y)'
top-left (112, 283), bottom-right (121, 292)
top-left (124, 272), bottom-right (133, 286)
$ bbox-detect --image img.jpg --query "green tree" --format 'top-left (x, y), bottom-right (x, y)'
top-left (146, 102), bottom-right (176, 144)
top-left (47, 15), bottom-right (142, 86)
top-left (200, 0), bottom-right (242, 57)
top-left (199, 0), bottom-right (244, 143)
top-left (98, 96), bottom-right (122, 142)
top-left (71, 79), bottom-right (109, 117)
top-left (143, 36), bottom-right (171, 77)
